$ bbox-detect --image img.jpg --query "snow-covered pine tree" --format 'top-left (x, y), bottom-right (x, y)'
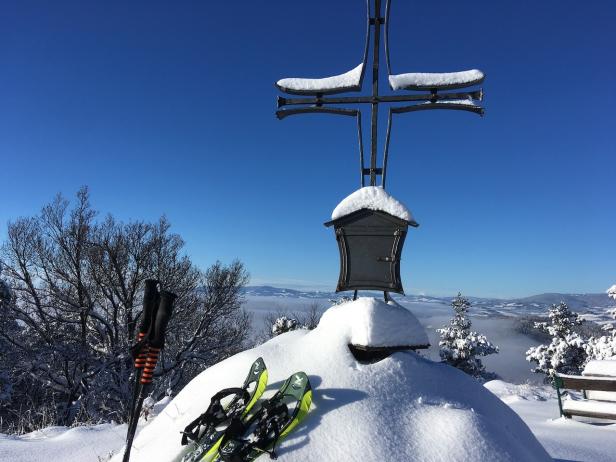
top-left (437, 292), bottom-right (498, 379)
top-left (585, 284), bottom-right (616, 361)
top-left (271, 316), bottom-right (299, 336)
top-left (608, 284), bottom-right (616, 301)
top-left (526, 302), bottom-right (587, 380)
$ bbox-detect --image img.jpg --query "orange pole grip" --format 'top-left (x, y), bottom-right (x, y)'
top-left (140, 348), bottom-right (160, 385)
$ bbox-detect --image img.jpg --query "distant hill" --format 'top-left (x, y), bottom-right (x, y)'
top-left (242, 286), bottom-right (615, 318)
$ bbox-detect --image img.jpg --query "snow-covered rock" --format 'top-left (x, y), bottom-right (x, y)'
top-left (389, 69), bottom-right (484, 90)
top-left (331, 186), bottom-right (416, 223)
top-left (277, 64), bottom-right (363, 93)
top-left (114, 298), bottom-right (551, 462)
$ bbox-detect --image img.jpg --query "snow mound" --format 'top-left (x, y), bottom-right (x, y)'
top-left (322, 297), bottom-right (428, 347)
top-left (114, 300), bottom-right (551, 462)
top-left (277, 64), bottom-right (363, 93)
top-left (331, 186), bottom-right (415, 223)
top-left (389, 69), bottom-right (484, 90)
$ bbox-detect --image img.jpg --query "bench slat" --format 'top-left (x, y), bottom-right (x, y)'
top-left (556, 374), bottom-right (616, 392)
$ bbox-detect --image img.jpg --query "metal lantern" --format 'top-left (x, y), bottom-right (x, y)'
top-left (325, 209), bottom-right (418, 294)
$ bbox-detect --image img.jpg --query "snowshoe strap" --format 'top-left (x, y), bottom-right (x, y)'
top-left (180, 387), bottom-right (250, 445)
top-left (218, 398), bottom-right (289, 462)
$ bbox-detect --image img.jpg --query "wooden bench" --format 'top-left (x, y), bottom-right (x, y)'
top-left (554, 373), bottom-right (616, 420)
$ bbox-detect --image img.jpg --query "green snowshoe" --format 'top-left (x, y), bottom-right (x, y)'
top-left (178, 357), bottom-right (268, 462)
top-left (214, 372), bottom-right (313, 462)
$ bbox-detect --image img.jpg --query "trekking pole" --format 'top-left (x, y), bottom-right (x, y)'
top-left (123, 289), bottom-right (177, 462)
top-left (126, 280), bottom-right (159, 435)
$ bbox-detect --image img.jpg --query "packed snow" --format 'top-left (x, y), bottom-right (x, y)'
top-left (562, 394), bottom-right (616, 417)
top-left (389, 69), bottom-right (484, 90)
top-left (110, 297), bottom-right (550, 462)
top-left (583, 359), bottom-right (616, 377)
top-left (321, 297), bottom-right (428, 347)
top-left (331, 186), bottom-right (416, 223)
top-left (277, 63), bottom-right (363, 93)
top-left (582, 360), bottom-right (616, 401)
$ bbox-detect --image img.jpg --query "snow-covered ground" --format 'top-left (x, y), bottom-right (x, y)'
top-left (3, 297), bottom-right (616, 462)
top-left (485, 380), bottom-right (616, 462)
top-left (0, 423), bottom-right (126, 462)
top-left (4, 378), bottom-right (615, 462)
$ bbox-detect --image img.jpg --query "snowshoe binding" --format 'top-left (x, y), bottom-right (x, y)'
top-left (178, 357), bottom-right (268, 462)
top-left (214, 372), bottom-right (312, 462)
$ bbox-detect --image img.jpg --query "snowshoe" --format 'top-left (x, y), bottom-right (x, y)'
top-left (178, 357), bottom-right (268, 462)
top-left (214, 372), bottom-right (312, 462)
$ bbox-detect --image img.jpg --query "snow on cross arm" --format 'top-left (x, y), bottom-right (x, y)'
top-left (276, 63), bottom-right (363, 93)
top-left (331, 186), bottom-right (416, 223)
top-left (389, 69), bottom-right (484, 90)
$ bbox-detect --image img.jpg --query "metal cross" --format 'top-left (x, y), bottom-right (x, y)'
top-left (275, 0), bottom-right (484, 189)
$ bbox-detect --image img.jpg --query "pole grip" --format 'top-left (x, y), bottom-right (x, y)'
top-left (138, 279), bottom-right (159, 337)
top-left (148, 290), bottom-right (177, 349)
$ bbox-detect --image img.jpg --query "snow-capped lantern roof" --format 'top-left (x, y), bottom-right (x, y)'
top-left (324, 187), bottom-right (418, 294)
top-left (328, 186), bottom-right (418, 226)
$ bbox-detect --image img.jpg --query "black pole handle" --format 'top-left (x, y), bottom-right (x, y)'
top-left (138, 279), bottom-right (159, 338)
top-left (148, 290), bottom-right (176, 349)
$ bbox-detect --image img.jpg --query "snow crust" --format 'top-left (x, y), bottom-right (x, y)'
top-left (389, 69), bottom-right (484, 90)
top-left (583, 359), bottom-right (616, 377)
top-left (113, 299), bottom-right (551, 462)
top-left (331, 186), bottom-right (415, 223)
top-left (562, 396), bottom-right (616, 417)
top-left (582, 360), bottom-right (616, 401)
top-left (277, 63), bottom-right (363, 92)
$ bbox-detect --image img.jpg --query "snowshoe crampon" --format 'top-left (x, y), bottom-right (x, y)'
top-left (178, 357), bottom-right (268, 462)
top-left (215, 372), bottom-right (312, 462)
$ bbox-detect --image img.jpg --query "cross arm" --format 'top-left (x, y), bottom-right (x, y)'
top-left (276, 107), bottom-right (358, 120)
top-left (277, 89), bottom-right (482, 108)
top-left (392, 102), bottom-right (484, 116)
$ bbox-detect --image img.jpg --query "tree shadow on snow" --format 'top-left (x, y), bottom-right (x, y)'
top-left (265, 375), bottom-right (368, 457)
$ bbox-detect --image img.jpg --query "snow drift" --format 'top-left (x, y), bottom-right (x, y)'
top-left (114, 298), bottom-right (551, 462)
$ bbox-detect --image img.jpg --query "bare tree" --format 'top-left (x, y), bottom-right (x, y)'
top-left (0, 187), bottom-right (250, 432)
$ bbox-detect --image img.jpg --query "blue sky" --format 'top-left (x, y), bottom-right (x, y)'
top-left (1, 1), bottom-right (614, 298)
